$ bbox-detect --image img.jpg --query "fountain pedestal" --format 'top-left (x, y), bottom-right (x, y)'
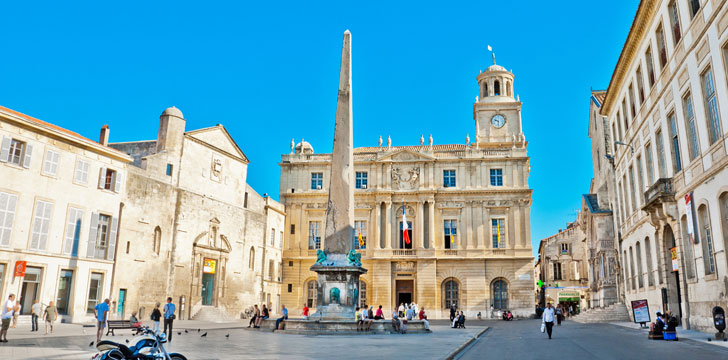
top-left (311, 254), bottom-right (367, 320)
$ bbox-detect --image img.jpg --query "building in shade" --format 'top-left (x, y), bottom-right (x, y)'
top-left (599, 0), bottom-right (728, 332)
top-left (279, 58), bottom-right (534, 318)
top-left (0, 105), bottom-right (131, 322)
top-left (536, 223), bottom-right (588, 312)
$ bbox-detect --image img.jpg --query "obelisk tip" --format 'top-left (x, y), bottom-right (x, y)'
top-left (344, 29), bottom-right (351, 34)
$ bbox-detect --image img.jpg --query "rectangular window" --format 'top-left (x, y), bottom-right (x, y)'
top-left (279, 230), bottom-right (283, 248)
top-left (629, 166), bottom-right (637, 213)
top-left (612, 123), bottom-right (618, 146)
top-left (489, 169), bottom-right (503, 186)
top-left (244, 192), bottom-right (248, 208)
top-left (560, 243), bottom-right (569, 255)
top-left (310, 173), bottom-right (323, 190)
top-left (668, 112), bottom-right (683, 172)
top-left (7, 139), bottom-right (26, 166)
top-left (491, 218), bottom-right (505, 248)
top-left (683, 92), bottom-right (701, 160)
top-left (355, 172), bottom-right (368, 189)
top-left (645, 143), bottom-right (655, 185)
top-left (354, 220), bottom-right (367, 249)
top-left (98, 168), bottom-right (121, 192)
top-left (553, 262), bottom-right (562, 281)
top-left (443, 170), bottom-right (456, 188)
top-left (308, 221), bottom-right (321, 249)
top-left (270, 228), bottom-right (275, 246)
top-left (0, 192), bottom-right (18, 246)
top-left (656, 129), bottom-right (667, 178)
top-left (57, 270), bottom-right (73, 315)
top-left (287, 284), bottom-right (292, 293)
top-left (444, 219), bottom-right (457, 249)
top-left (668, 1), bottom-right (681, 45)
top-left (0, 264), bottom-right (4, 298)
top-left (166, 163), bottom-right (173, 176)
top-left (636, 156), bottom-right (645, 204)
top-left (42, 149), bottom-right (59, 176)
top-left (645, 47), bottom-right (656, 87)
top-left (74, 159), bottom-right (89, 184)
top-left (268, 259), bottom-right (274, 280)
top-left (636, 67), bottom-right (645, 104)
top-left (90, 214), bottom-right (112, 259)
top-left (618, 109), bottom-right (625, 137)
top-left (701, 67), bottom-right (722, 144)
top-left (30, 200), bottom-right (53, 251)
top-left (628, 83), bottom-right (636, 117)
top-left (64, 207), bottom-right (83, 256)
top-left (86, 272), bottom-right (103, 314)
top-left (104, 169), bottom-right (114, 190)
top-left (689, 0), bottom-right (701, 18)
top-left (657, 24), bottom-right (668, 68)
top-left (290, 224), bottom-right (295, 234)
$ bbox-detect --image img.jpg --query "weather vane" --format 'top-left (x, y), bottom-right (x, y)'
top-left (488, 45), bottom-right (496, 65)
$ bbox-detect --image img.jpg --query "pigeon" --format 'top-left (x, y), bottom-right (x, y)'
top-left (177, 332), bottom-right (182, 336)
top-left (125, 339), bottom-right (130, 344)
top-left (201, 332), bottom-right (207, 337)
top-left (225, 333), bottom-right (230, 338)
top-left (89, 341), bottom-right (95, 347)
top-left (197, 329), bottom-right (201, 332)
top-left (185, 330), bottom-right (189, 333)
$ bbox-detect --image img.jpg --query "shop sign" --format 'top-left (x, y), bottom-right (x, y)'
top-left (631, 299), bottom-right (650, 324)
top-left (670, 247), bottom-right (679, 272)
top-left (14, 261), bottom-right (26, 277)
top-left (203, 259), bottom-right (216, 274)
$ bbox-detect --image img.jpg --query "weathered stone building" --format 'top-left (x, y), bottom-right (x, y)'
top-left (536, 223), bottom-right (589, 311)
top-left (0, 105), bottom-right (131, 322)
top-left (280, 59), bottom-right (534, 319)
top-left (109, 107), bottom-right (284, 320)
top-left (600, 0), bottom-right (728, 332)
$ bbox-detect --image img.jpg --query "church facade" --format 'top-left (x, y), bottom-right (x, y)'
top-left (279, 61), bottom-right (534, 318)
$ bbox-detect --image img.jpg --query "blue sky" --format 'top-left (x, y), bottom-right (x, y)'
top-left (1, 1), bottom-right (639, 257)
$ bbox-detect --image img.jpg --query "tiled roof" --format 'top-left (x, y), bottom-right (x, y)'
top-left (0, 105), bottom-right (130, 158)
top-left (591, 90), bottom-right (606, 107)
top-left (354, 144), bottom-right (466, 153)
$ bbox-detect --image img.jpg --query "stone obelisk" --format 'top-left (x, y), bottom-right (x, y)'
top-left (324, 29), bottom-right (354, 253)
top-left (310, 30), bottom-right (366, 321)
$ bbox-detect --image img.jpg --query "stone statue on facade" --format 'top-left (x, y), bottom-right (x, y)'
top-left (420, 134), bottom-right (424, 146)
top-left (290, 138), bottom-right (295, 154)
top-left (466, 133), bottom-right (470, 146)
top-left (387, 135), bottom-right (392, 149)
top-left (378, 135), bottom-right (383, 147)
top-left (429, 134), bottom-right (433, 147)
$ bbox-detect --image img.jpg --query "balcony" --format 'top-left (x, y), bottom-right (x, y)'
top-left (443, 249), bottom-right (459, 256)
top-left (392, 249), bottom-right (415, 256)
top-left (642, 178), bottom-right (678, 226)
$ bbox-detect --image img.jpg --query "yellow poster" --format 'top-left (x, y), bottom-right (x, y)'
top-left (670, 247), bottom-right (679, 272)
top-left (203, 258), bottom-right (216, 274)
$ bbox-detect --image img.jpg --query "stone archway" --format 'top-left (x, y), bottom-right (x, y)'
top-left (661, 225), bottom-right (682, 319)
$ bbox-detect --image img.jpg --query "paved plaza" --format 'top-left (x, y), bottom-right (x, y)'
top-left (2, 318), bottom-right (728, 359)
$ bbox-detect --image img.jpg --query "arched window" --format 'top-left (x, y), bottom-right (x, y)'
top-left (698, 204), bottom-right (716, 275)
top-left (443, 278), bottom-right (459, 309)
top-left (506, 81), bottom-right (512, 97)
top-left (494, 80), bottom-right (501, 96)
top-left (679, 216), bottom-right (696, 278)
top-left (359, 280), bottom-right (367, 308)
top-left (153, 226), bottom-right (161, 255)
top-left (623, 250), bottom-right (630, 290)
top-left (635, 241), bottom-right (644, 288)
top-left (306, 280), bottom-right (318, 308)
top-left (483, 83), bottom-right (489, 97)
top-left (629, 246), bottom-right (636, 289)
top-left (492, 279), bottom-right (508, 309)
top-left (644, 237), bottom-right (654, 286)
top-left (249, 247), bottom-right (255, 270)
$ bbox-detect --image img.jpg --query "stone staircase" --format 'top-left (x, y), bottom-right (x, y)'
top-left (571, 303), bottom-right (631, 323)
top-left (191, 306), bottom-right (230, 323)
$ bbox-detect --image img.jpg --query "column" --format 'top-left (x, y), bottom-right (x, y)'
top-left (508, 207), bottom-right (516, 249)
top-left (474, 202), bottom-right (484, 249)
top-left (523, 203), bottom-right (531, 248)
top-left (373, 202), bottom-right (380, 250)
top-left (513, 204), bottom-right (522, 249)
top-left (483, 206), bottom-right (491, 248)
top-left (464, 201), bottom-right (472, 250)
top-left (300, 204), bottom-right (307, 252)
top-left (428, 201), bottom-right (435, 249)
top-left (416, 201), bottom-right (424, 249)
top-left (385, 201), bottom-right (392, 249)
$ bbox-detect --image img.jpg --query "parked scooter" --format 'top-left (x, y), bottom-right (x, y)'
top-left (91, 326), bottom-right (187, 360)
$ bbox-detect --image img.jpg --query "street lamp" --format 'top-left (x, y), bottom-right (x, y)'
top-left (614, 141), bottom-right (634, 155)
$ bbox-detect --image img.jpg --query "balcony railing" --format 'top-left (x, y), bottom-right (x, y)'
top-left (392, 249), bottom-right (415, 256)
top-left (443, 249), bottom-right (458, 256)
top-left (643, 178), bottom-right (674, 206)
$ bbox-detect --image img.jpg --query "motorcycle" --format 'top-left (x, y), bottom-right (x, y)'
top-left (91, 326), bottom-right (187, 360)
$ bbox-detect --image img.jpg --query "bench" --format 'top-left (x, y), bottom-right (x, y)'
top-left (105, 320), bottom-right (141, 336)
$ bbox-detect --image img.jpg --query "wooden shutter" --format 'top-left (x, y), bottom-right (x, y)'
top-left (64, 208), bottom-right (82, 255)
top-left (87, 212), bottom-right (99, 258)
top-left (38, 201), bottom-right (52, 250)
top-left (0, 136), bottom-right (10, 163)
top-left (107, 216), bottom-right (118, 260)
top-left (98, 168), bottom-right (106, 189)
top-left (0, 193), bottom-right (16, 246)
top-left (113, 171), bottom-right (122, 193)
top-left (29, 202), bottom-right (41, 250)
top-left (22, 143), bottom-right (33, 168)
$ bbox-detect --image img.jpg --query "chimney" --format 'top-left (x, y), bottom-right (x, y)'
top-left (99, 125), bottom-right (110, 146)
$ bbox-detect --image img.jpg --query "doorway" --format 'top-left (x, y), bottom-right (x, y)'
top-left (20, 267), bottom-right (42, 314)
top-left (118, 289), bottom-right (127, 318)
top-left (396, 279), bottom-right (414, 306)
top-left (201, 273), bottom-right (214, 306)
top-left (662, 226), bottom-right (682, 320)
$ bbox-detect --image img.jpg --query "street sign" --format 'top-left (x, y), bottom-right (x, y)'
top-left (14, 261), bottom-right (26, 277)
top-left (631, 299), bottom-right (651, 324)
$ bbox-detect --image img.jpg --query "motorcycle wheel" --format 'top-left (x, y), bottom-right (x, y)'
top-left (169, 353), bottom-right (188, 360)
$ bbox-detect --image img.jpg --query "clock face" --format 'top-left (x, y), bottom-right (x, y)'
top-left (491, 114), bottom-right (506, 128)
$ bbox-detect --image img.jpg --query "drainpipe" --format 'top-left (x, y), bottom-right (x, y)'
top-left (109, 202), bottom-right (124, 318)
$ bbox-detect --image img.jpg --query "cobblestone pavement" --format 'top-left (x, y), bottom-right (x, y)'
top-left (0, 320), bottom-right (485, 359)
top-left (460, 318), bottom-right (728, 360)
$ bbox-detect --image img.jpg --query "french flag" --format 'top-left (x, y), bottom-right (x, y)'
top-left (402, 202), bottom-right (410, 245)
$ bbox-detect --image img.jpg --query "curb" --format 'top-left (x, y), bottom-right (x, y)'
top-left (444, 327), bottom-right (489, 360)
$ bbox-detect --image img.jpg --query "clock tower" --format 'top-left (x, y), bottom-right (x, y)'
top-left (473, 60), bottom-right (525, 146)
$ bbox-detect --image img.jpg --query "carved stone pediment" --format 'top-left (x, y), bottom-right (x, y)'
top-left (396, 205), bottom-right (416, 216)
top-left (391, 166), bottom-right (420, 190)
top-left (438, 202), bottom-right (464, 209)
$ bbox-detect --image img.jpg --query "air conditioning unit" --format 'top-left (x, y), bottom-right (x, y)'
top-left (317, 185), bottom-right (322, 190)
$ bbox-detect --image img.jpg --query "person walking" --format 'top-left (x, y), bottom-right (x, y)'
top-left (163, 297), bottom-right (176, 341)
top-left (43, 301), bottom-right (57, 335)
top-left (0, 294), bottom-right (15, 343)
top-left (542, 302), bottom-right (555, 339)
top-left (150, 302), bottom-right (162, 334)
top-left (94, 298), bottom-right (110, 344)
top-left (31, 299), bottom-right (41, 332)
top-left (555, 304), bottom-right (563, 325)
top-left (274, 304), bottom-right (288, 331)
